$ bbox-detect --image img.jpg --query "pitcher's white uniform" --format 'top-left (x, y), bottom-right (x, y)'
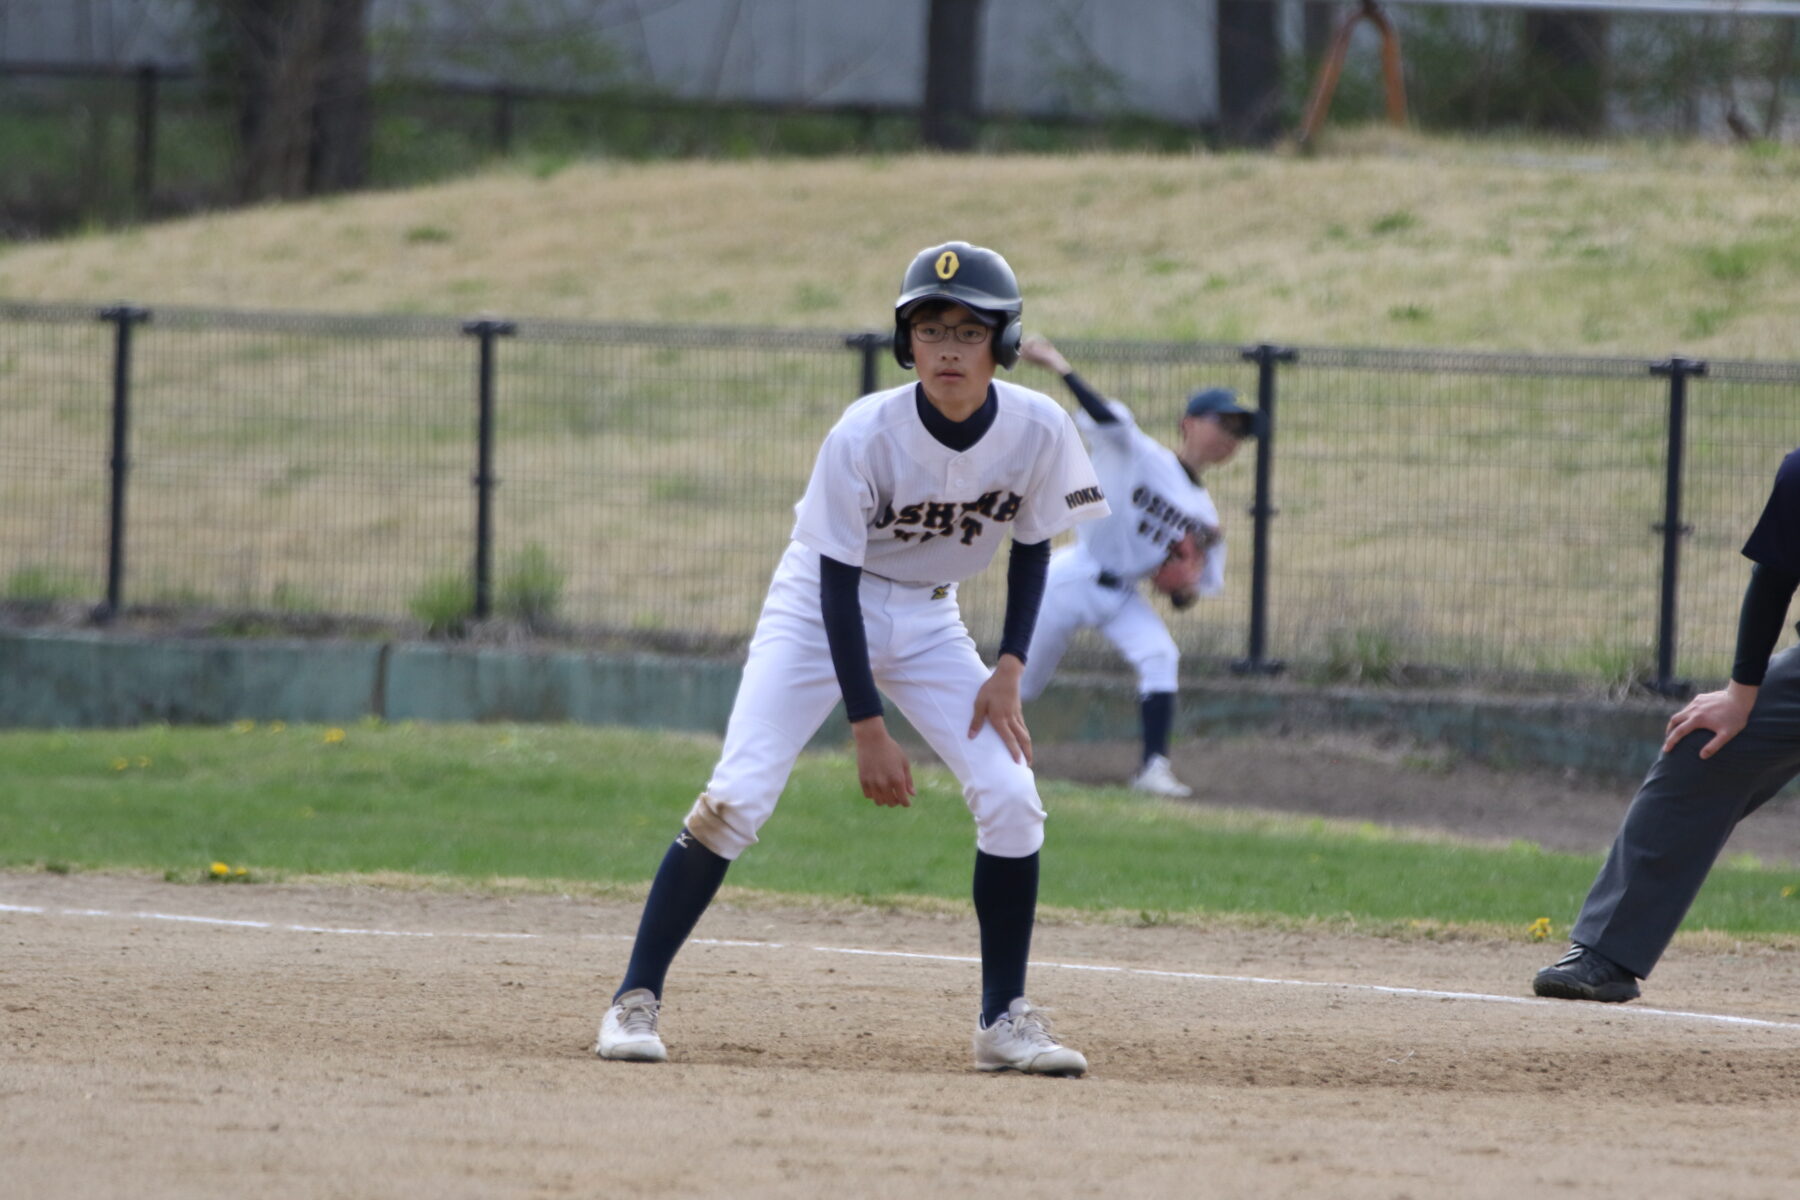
top-left (1019, 396), bottom-right (1222, 702)
top-left (684, 379), bottom-right (1109, 862)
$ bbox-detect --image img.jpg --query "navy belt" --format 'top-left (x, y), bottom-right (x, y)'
top-left (1096, 570), bottom-right (1125, 589)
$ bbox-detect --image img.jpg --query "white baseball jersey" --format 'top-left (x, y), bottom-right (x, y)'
top-left (1073, 398), bottom-right (1223, 592)
top-left (1018, 396), bottom-right (1226, 703)
top-left (792, 380), bottom-right (1110, 584)
top-left (683, 380), bottom-right (1110, 864)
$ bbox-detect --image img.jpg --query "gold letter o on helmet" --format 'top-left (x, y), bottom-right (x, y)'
top-left (935, 250), bottom-right (959, 280)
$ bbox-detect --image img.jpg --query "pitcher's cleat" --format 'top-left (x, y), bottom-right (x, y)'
top-left (596, 988), bottom-right (669, 1061)
top-left (973, 998), bottom-right (1088, 1076)
top-left (1130, 754), bottom-right (1192, 798)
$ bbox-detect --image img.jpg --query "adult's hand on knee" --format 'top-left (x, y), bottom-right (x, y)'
top-left (1663, 680), bottom-right (1758, 758)
top-left (852, 717), bottom-right (914, 807)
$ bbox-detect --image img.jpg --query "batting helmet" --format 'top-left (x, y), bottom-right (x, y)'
top-left (893, 241), bottom-right (1023, 370)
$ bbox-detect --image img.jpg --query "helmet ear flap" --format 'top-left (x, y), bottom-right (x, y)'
top-left (994, 316), bottom-right (1022, 370)
top-left (892, 317), bottom-right (913, 369)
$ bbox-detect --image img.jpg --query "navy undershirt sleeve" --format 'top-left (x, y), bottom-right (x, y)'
top-left (1061, 372), bottom-right (1120, 425)
top-left (819, 555), bottom-right (883, 722)
top-left (1731, 563), bottom-right (1800, 687)
top-left (998, 539), bottom-right (1051, 664)
top-left (1741, 448), bottom-right (1800, 576)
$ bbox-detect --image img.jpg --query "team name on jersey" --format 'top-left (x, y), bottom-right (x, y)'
top-left (873, 490), bottom-right (1024, 545)
top-left (1131, 484), bottom-right (1220, 550)
top-left (1065, 485), bottom-right (1105, 509)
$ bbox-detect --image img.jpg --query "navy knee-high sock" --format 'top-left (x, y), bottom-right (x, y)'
top-left (1141, 691), bottom-right (1175, 763)
top-left (973, 849), bottom-right (1039, 1027)
top-left (614, 829), bottom-right (730, 1002)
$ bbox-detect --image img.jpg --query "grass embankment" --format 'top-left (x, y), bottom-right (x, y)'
top-left (5, 722), bottom-right (1797, 939)
top-left (3, 131), bottom-right (1797, 357)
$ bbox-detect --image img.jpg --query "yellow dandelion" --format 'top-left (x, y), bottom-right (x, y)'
top-left (233, 867), bottom-right (249, 879)
top-left (1783, 885), bottom-right (1796, 899)
top-left (209, 861), bottom-right (231, 878)
top-left (232, 719), bottom-right (256, 734)
top-left (268, 721), bottom-right (287, 733)
top-left (1529, 917), bottom-right (1553, 940)
top-left (112, 758), bottom-right (130, 771)
top-left (322, 727), bottom-right (346, 745)
top-left (135, 756), bottom-right (151, 768)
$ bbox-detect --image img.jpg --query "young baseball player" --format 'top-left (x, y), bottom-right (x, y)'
top-left (1016, 334), bottom-right (1257, 798)
top-left (1534, 446), bottom-right (1800, 1003)
top-left (597, 242), bottom-right (1110, 1074)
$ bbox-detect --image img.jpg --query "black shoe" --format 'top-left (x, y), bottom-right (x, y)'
top-left (1533, 943), bottom-right (1641, 1003)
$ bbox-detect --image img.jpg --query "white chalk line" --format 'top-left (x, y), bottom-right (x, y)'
top-left (6, 899), bottom-right (1800, 1033)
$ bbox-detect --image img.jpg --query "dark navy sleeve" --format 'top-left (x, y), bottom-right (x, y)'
top-left (1741, 448), bottom-right (1800, 576)
top-left (1061, 372), bottom-right (1120, 426)
top-left (998, 539), bottom-right (1052, 664)
top-left (820, 554), bottom-right (883, 722)
top-left (1731, 563), bottom-right (1800, 687)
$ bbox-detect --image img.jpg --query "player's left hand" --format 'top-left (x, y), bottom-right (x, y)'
top-left (970, 655), bottom-right (1033, 765)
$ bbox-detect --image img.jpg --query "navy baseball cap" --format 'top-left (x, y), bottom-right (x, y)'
top-left (1184, 387), bottom-right (1260, 438)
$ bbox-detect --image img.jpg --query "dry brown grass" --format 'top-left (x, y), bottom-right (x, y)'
top-left (3, 128), bottom-right (1797, 357)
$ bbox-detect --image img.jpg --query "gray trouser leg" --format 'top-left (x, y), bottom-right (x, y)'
top-left (1572, 648), bottom-right (1800, 979)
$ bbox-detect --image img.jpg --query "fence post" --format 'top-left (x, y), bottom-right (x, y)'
top-left (492, 87), bottom-right (515, 153)
top-left (845, 332), bottom-right (886, 397)
top-left (1648, 356), bottom-right (1706, 697)
top-left (97, 304), bottom-right (150, 622)
top-left (462, 318), bottom-right (517, 621)
top-left (133, 63), bottom-right (159, 218)
top-left (1232, 342), bottom-right (1294, 676)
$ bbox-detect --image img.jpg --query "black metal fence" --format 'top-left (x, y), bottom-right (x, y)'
top-left (0, 61), bottom-right (1195, 235)
top-left (3, 299), bottom-right (1798, 694)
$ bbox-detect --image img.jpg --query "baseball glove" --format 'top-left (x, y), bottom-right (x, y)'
top-left (1152, 533), bottom-right (1203, 610)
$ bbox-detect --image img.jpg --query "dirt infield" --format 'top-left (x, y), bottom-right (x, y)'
top-left (5, 871), bottom-right (1799, 1199)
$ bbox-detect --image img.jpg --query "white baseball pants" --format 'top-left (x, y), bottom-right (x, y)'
top-left (1018, 545), bottom-right (1181, 701)
top-left (685, 542), bottom-right (1047, 861)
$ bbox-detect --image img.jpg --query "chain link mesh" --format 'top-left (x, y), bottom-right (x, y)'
top-left (3, 302), bottom-right (1797, 691)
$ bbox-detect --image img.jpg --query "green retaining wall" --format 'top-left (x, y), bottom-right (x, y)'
top-left (0, 629), bottom-right (1676, 781)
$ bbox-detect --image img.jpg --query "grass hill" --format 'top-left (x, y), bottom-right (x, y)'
top-left (3, 129), bottom-right (1796, 358)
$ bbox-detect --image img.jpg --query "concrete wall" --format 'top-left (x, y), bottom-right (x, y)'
top-left (0, 0), bottom-right (1237, 124)
top-left (0, 628), bottom-right (1675, 781)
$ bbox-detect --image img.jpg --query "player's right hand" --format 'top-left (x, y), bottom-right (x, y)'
top-left (852, 717), bottom-right (915, 807)
top-left (1662, 680), bottom-right (1758, 759)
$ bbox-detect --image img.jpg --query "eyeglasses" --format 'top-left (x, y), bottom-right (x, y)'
top-left (911, 321), bottom-right (992, 346)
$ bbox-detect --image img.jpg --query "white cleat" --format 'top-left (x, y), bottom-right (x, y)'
top-left (1130, 754), bottom-right (1192, 798)
top-left (972, 998), bottom-right (1088, 1076)
top-left (596, 988), bottom-right (669, 1062)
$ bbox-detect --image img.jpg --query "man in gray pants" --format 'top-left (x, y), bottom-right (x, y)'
top-left (1535, 447), bottom-right (1800, 1003)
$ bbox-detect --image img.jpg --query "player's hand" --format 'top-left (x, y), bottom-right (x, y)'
top-left (851, 717), bottom-right (914, 808)
top-left (970, 656), bottom-right (1033, 765)
top-left (1018, 335), bottom-right (1070, 376)
top-left (1662, 680), bottom-right (1758, 759)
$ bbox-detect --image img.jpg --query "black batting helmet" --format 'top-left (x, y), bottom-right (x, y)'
top-left (893, 241), bottom-right (1023, 370)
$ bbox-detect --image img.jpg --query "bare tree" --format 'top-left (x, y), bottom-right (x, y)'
top-left (1217, 0), bottom-right (1282, 145)
top-left (922, 0), bottom-right (984, 151)
top-left (207, 0), bottom-right (370, 201)
top-left (1522, 8), bottom-right (1609, 134)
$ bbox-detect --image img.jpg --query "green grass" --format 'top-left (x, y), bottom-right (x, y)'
top-left (4, 723), bottom-right (1797, 938)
